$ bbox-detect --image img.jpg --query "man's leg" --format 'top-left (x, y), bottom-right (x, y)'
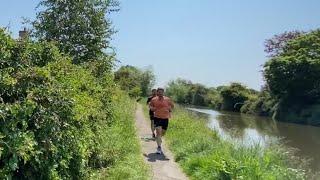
top-left (161, 119), bottom-right (169, 136)
top-left (155, 126), bottom-right (163, 148)
top-left (151, 119), bottom-right (155, 138)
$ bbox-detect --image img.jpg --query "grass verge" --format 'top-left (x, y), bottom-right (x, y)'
top-left (142, 103), bottom-right (308, 180)
top-left (92, 95), bottom-right (150, 179)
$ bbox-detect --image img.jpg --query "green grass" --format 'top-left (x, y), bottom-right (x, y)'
top-left (91, 95), bottom-right (150, 180)
top-left (142, 103), bottom-right (308, 180)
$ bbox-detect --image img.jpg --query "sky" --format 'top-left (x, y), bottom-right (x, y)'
top-left (1, 0), bottom-right (320, 90)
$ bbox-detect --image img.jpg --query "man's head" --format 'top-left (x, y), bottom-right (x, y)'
top-left (151, 89), bottom-right (157, 97)
top-left (157, 88), bottom-right (165, 97)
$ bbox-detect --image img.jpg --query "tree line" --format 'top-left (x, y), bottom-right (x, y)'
top-left (166, 29), bottom-right (320, 126)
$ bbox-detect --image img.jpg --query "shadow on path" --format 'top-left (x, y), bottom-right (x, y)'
top-left (144, 153), bottom-right (170, 162)
top-left (135, 104), bottom-right (188, 179)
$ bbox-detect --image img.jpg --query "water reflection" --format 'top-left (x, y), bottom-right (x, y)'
top-left (187, 107), bottom-right (320, 172)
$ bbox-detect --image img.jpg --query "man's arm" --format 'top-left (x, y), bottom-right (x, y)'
top-left (149, 99), bottom-right (156, 111)
top-left (146, 97), bottom-right (151, 105)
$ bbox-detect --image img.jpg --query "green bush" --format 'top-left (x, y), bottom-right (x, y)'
top-left (166, 79), bottom-right (192, 104)
top-left (0, 29), bottom-right (148, 179)
top-left (219, 83), bottom-right (258, 112)
top-left (264, 30), bottom-right (320, 103)
top-left (263, 29), bottom-right (320, 125)
top-left (241, 90), bottom-right (276, 116)
top-left (166, 79), bottom-right (215, 106)
top-left (273, 101), bottom-right (320, 126)
top-left (0, 31), bottom-right (88, 178)
top-left (114, 65), bottom-right (155, 97)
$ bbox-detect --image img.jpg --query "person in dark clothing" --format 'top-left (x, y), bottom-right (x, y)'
top-left (147, 89), bottom-right (157, 138)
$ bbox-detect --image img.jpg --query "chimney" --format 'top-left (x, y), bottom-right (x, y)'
top-left (19, 27), bottom-right (28, 39)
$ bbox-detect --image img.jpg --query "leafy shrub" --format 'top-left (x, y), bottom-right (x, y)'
top-left (219, 83), bottom-right (258, 112)
top-left (114, 65), bottom-right (155, 97)
top-left (263, 29), bottom-right (320, 125)
top-left (0, 29), bottom-right (148, 179)
top-left (264, 30), bottom-right (320, 103)
top-left (241, 90), bottom-right (276, 116)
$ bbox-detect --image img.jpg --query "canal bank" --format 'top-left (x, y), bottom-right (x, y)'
top-left (143, 104), bottom-right (312, 179)
top-left (187, 107), bottom-right (320, 173)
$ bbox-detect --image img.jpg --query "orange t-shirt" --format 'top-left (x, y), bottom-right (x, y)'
top-left (149, 96), bottom-right (174, 119)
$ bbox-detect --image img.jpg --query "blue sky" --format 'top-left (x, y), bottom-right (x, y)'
top-left (1, 0), bottom-right (320, 89)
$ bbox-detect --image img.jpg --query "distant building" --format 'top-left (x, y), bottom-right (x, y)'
top-left (19, 27), bottom-right (29, 39)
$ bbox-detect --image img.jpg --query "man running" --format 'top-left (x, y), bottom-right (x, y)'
top-left (149, 88), bottom-right (174, 154)
top-left (147, 89), bottom-right (157, 138)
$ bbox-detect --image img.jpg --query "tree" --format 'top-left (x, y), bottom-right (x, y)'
top-left (240, 89), bottom-right (276, 116)
top-left (189, 83), bottom-right (208, 106)
top-left (166, 79), bottom-right (210, 106)
top-left (114, 65), bottom-right (155, 97)
top-left (166, 79), bottom-right (191, 104)
top-left (220, 82), bottom-right (253, 111)
top-left (264, 29), bottom-right (320, 103)
top-left (114, 65), bottom-right (142, 97)
top-left (32, 0), bottom-right (119, 64)
top-left (264, 31), bottom-right (304, 57)
top-left (263, 29), bottom-right (320, 125)
top-left (205, 87), bottom-right (222, 109)
top-left (140, 67), bottom-right (155, 97)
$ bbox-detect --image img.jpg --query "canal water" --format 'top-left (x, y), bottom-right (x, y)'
top-left (187, 107), bottom-right (320, 172)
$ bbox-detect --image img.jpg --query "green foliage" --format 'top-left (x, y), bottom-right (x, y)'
top-left (219, 82), bottom-right (258, 112)
top-left (241, 89), bottom-right (276, 116)
top-left (114, 65), bottom-right (142, 97)
top-left (189, 83), bottom-right (208, 106)
top-left (114, 65), bottom-right (155, 97)
top-left (166, 79), bottom-right (211, 106)
top-left (0, 30), bottom-right (148, 179)
top-left (264, 30), bottom-right (320, 103)
top-left (32, 0), bottom-right (119, 64)
top-left (273, 102), bottom-right (320, 126)
top-left (140, 68), bottom-right (156, 97)
top-left (142, 105), bottom-right (307, 180)
top-left (166, 79), bottom-right (191, 104)
top-left (263, 29), bottom-right (320, 125)
top-left (205, 87), bottom-right (223, 109)
top-left (166, 79), bottom-right (261, 113)
top-left (0, 29), bottom-right (61, 71)
top-left (91, 94), bottom-right (149, 179)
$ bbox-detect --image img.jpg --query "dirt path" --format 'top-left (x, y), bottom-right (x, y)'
top-left (135, 104), bottom-right (188, 180)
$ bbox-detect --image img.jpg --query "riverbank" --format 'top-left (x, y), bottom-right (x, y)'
top-left (143, 104), bottom-right (310, 179)
top-left (166, 78), bottom-right (320, 127)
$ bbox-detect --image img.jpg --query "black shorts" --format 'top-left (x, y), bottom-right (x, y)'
top-left (149, 110), bottom-right (155, 121)
top-left (154, 118), bottom-right (169, 130)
